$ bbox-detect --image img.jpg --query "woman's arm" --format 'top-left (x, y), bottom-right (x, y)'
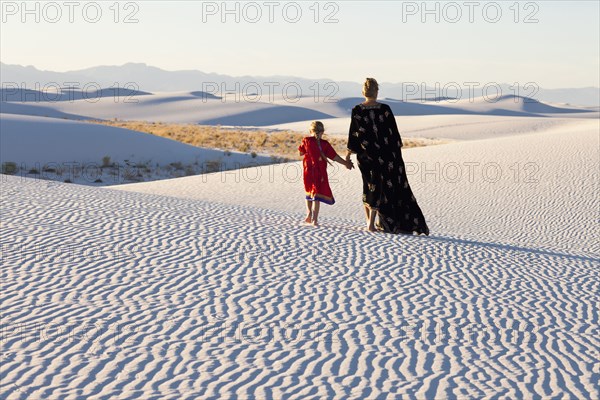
top-left (345, 149), bottom-right (352, 161)
top-left (386, 105), bottom-right (403, 148)
top-left (347, 107), bottom-right (362, 155)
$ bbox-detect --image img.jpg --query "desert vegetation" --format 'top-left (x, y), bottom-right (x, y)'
top-left (89, 120), bottom-right (438, 160)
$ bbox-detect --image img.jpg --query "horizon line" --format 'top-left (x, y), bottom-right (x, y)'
top-left (1, 61), bottom-right (598, 91)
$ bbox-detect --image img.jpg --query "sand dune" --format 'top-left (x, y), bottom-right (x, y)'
top-left (0, 101), bottom-right (92, 120)
top-left (443, 95), bottom-right (597, 116)
top-left (0, 88), bottom-right (152, 102)
top-left (338, 96), bottom-right (594, 117)
top-left (116, 119), bottom-right (599, 258)
top-left (0, 114), bottom-right (273, 185)
top-left (40, 93), bottom-right (335, 125)
top-left (2, 91), bottom-right (595, 128)
top-left (199, 105), bottom-right (335, 126)
top-left (264, 114), bottom-right (583, 140)
top-left (3, 62), bottom-right (598, 106)
top-left (1, 117), bottom-right (597, 398)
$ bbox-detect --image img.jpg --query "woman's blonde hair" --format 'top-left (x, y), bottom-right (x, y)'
top-left (362, 77), bottom-right (379, 98)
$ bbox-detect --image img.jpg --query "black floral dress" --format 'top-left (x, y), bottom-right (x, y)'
top-left (347, 103), bottom-right (430, 235)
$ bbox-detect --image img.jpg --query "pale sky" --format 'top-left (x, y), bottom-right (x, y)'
top-left (1, 1), bottom-right (599, 88)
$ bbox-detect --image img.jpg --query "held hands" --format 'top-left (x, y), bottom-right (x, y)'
top-left (344, 158), bottom-right (354, 170)
top-left (345, 152), bottom-right (354, 170)
top-left (334, 154), bottom-right (354, 170)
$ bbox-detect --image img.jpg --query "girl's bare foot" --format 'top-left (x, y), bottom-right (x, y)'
top-left (367, 225), bottom-right (376, 232)
top-left (312, 220), bottom-right (319, 227)
top-left (304, 213), bottom-right (312, 223)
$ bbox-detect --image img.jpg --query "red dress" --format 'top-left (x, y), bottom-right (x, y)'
top-left (298, 136), bottom-right (338, 205)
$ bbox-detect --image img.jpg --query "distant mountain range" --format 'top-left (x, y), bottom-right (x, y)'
top-left (1, 62), bottom-right (598, 107)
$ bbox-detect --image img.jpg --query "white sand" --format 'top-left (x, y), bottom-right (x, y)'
top-left (1, 117), bottom-right (598, 398)
top-left (115, 119), bottom-right (599, 258)
top-left (2, 91), bottom-right (596, 128)
top-left (0, 113), bottom-right (273, 185)
top-left (264, 114), bottom-right (584, 141)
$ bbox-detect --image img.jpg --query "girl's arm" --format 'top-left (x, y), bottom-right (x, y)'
top-left (322, 140), bottom-right (353, 169)
top-left (333, 154), bottom-right (354, 170)
top-left (298, 138), bottom-right (306, 156)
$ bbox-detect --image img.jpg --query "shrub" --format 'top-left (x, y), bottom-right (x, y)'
top-left (170, 161), bottom-right (184, 170)
top-left (239, 143), bottom-right (249, 152)
top-left (2, 162), bottom-right (17, 175)
top-left (87, 120), bottom-right (434, 162)
top-left (204, 160), bottom-right (221, 173)
top-left (123, 168), bottom-right (137, 180)
top-left (102, 156), bottom-right (111, 168)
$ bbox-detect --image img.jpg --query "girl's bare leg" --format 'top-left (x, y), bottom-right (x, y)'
top-left (364, 205), bottom-right (370, 226)
top-left (312, 201), bottom-right (320, 226)
top-left (305, 200), bottom-right (312, 223)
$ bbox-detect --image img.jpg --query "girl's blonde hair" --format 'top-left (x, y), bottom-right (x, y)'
top-left (309, 121), bottom-right (332, 166)
top-left (362, 77), bottom-right (379, 98)
top-left (310, 120), bottom-right (324, 134)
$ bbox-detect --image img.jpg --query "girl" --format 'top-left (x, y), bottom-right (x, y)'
top-left (298, 121), bottom-right (353, 226)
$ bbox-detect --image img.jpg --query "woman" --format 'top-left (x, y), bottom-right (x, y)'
top-left (346, 78), bottom-right (429, 235)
